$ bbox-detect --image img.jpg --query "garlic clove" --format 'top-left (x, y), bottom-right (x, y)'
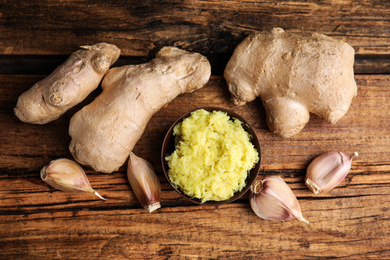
top-left (127, 153), bottom-right (161, 213)
top-left (40, 158), bottom-right (106, 200)
top-left (249, 176), bottom-right (308, 223)
top-left (305, 152), bottom-right (358, 195)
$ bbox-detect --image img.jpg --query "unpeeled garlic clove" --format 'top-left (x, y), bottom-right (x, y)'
top-left (40, 158), bottom-right (106, 200)
top-left (249, 176), bottom-right (308, 223)
top-left (305, 151), bottom-right (358, 195)
top-left (127, 153), bottom-right (161, 213)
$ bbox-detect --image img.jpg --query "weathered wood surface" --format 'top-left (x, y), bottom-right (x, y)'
top-left (1, 0), bottom-right (390, 56)
top-left (1, 0), bottom-right (390, 259)
top-left (1, 74), bottom-right (389, 259)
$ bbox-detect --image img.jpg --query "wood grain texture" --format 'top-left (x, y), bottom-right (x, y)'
top-left (1, 0), bottom-right (390, 56)
top-left (1, 74), bottom-right (389, 259)
top-left (1, 0), bottom-right (389, 258)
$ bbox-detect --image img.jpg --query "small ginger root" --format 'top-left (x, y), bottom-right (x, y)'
top-left (14, 43), bottom-right (120, 124)
top-left (224, 28), bottom-right (357, 138)
top-left (69, 46), bottom-right (211, 173)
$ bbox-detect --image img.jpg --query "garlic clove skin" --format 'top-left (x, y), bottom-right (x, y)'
top-left (40, 158), bottom-right (106, 200)
top-left (127, 153), bottom-right (161, 213)
top-left (249, 176), bottom-right (308, 223)
top-left (305, 152), bottom-right (358, 195)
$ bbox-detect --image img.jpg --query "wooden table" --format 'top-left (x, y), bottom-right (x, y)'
top-left (1, 1), bottom-right (389, 259)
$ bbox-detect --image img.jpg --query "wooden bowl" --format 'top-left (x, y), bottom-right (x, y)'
top-left (161, 107), bottom-right (261, 205)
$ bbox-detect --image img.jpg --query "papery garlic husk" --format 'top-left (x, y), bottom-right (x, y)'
top-left (40, 158), bottom-right (106, 200)
top-left (127, 153), bottom-right (161, 213)
top-left (305, 151), bottom-right (358, 195)
top-left (249, 176), bottom-right (308, 223)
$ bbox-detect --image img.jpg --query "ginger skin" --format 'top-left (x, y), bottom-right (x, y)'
top-left (14, 43), bottom-right (120, 124)
top-left (224, 28), bottom-right (357, 138)
top-left (69, 47), bottom-right (211, 173)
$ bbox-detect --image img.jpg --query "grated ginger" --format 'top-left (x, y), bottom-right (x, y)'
top-left (165, 109), bottom-right (259, 203)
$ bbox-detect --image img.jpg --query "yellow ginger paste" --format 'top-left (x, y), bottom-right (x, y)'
top-left (165, 109), bottom-right (259, 202)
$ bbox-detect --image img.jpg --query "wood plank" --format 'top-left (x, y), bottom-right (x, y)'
top-left (1, 0), bottom-right (390, 56)
top-left (0, 198), bottom-right (389, 259)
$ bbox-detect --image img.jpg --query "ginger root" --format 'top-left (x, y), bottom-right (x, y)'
top-left (14, 43), bottom-right (120, 124)
top-left (224, 28), bottom-right (357, 138)
top-left (69, 46), bottom-right (211, 173)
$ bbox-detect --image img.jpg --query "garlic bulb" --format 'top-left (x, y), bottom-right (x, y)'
top-left (305, 151), bottom-right (358, 194)
top-left (249, 176), bottom-right (308, 223)
top-left (127, 153), bottom-right (161, 213)
top-left (40, 158), bottom-right (106, 200)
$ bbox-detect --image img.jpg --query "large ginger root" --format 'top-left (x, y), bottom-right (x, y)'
top-left (224, 28), bottom-right (357, 138)
top-left (14, 43), bottom-right (120, 124)
top-left (69, 46), bottom-right (211, 173)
